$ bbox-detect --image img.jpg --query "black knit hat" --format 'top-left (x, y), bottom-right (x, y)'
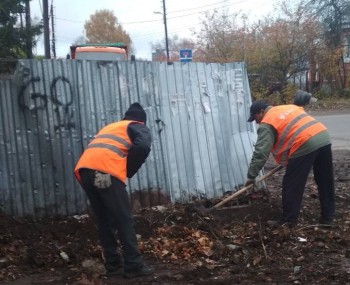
top-left (123, 102), bottom-right (147, 123)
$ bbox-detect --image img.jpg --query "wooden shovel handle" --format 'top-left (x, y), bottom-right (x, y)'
top-left (212, 165), bottom-right (284, 209)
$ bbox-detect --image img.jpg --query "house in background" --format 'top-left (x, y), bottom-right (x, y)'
top-left (306, 21), bottom-right (350, 92)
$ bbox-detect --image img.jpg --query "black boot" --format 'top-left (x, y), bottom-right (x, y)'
top-left (123, 264), bottom-right (154, 279)
top-left (105, 261), bottom-right (124, 276)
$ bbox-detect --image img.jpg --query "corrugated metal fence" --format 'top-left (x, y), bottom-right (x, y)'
top-left (0, 59), bottom-right (256, 217)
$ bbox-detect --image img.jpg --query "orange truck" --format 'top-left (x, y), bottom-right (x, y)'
top-left (69, 43), bottom-right (129, 61)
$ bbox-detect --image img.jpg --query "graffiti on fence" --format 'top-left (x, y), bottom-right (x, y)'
top-left (18, 70), bottom-right (75, 132)
top-left (50, 76), bottom-right (75, 131)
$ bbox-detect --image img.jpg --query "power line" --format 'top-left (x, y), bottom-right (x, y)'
top-left (169, 0), bottom-right (242, 14)
top-left (56, 16), bottom-right (159, 24)
top-left (49, 0), bottom-right (260, 57)
top-left (54, 0), bottom-right (246, 26)
top-left (41, 0), bottom-right (262, 47)
top-left (128, 10), bottom-right (241, 39)
top-left (55, 17), bottom-right (84, 24)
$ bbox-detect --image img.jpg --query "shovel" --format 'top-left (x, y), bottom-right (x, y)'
top-left (212, 165), bottom-right (284, 209)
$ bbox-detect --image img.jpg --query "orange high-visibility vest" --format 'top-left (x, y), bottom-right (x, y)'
top-left (262, 105), bottom-right (327, 165)
top-left (74, 120), bottom-right (142, 184)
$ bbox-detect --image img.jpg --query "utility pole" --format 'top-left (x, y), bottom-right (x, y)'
top-left (25, 0), bottom-right (32, 58)
top-left (51, 3), bottom-right (56, 58)
top-left (162, 0), bottom-right (169, 61)
top-left (43, 0), bottom-right (50, 58)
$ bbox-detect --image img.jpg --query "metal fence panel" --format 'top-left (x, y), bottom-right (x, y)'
top-left (0, 59), bottom-right (256, 217)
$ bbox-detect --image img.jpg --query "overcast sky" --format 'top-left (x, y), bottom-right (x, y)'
top-left (30, 0), bottom-right (278, 60)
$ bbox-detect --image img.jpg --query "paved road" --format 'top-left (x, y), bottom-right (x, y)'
top-left (314, 113), bottom-right (350, 150)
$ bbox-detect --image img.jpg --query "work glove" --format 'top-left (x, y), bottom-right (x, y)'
top-left (244, 178), bottom-right (256, 188)
top-left (94, 171), bottom-right (112, 189)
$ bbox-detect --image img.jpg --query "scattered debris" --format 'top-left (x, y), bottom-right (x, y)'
top-left (0, 150), bottom-right (349, 284)
top-left (297, 237), bottom-right (307, 243)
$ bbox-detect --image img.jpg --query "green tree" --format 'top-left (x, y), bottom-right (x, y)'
top-left (84, 10), bottom-right (133, 53)
top-left (0, 0), bottom-right (42, 59)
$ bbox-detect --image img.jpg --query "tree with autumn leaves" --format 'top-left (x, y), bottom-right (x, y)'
top-left (193, 0), bottom-right (350, 96)
top-left (243, 2), bottom-right (322, 97)
top-left (77, 1), bottom-right (350, 96)
top-left (83, 9), bottom-right (133, 55)
top-left (307, 0), bottom-right (350, 91)
top-left (192, 3), bottom-right (319, 99)
top-left (194, 9), bottom-right (247, 63)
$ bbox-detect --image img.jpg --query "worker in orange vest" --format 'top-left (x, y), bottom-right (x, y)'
top-left (245, 100), bottom-right (335, 227)
top-left (74, 102), bottom-right (154, 278)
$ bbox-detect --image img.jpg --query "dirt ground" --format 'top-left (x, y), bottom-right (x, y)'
top-left (1, 148), bottom-right (349, 285)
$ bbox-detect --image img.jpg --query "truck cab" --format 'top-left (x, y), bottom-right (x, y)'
top-left (69, 43), bottom-right (128, 61)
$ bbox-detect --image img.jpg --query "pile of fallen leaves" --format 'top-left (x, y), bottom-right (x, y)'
top-left (140, 225), bottom-right (213, 263)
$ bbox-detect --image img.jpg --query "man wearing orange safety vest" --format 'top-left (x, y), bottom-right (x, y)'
top-left (74, 103), bottom-right (154, 278)
top-left (245, 100), bottom-right (335, 227)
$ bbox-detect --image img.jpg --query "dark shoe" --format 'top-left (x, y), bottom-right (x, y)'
top-left (267, 219), bottom-right (296, 228)
top-left (267, 220), bottom-right (281, 226)
top-left (123, 265), bottom-right (154, 279)
top-left (319, 218), bottom-right (333, 226)
top-left (105, 262), bottom-right (124, 276)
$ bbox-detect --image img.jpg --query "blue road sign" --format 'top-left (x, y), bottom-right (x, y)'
top-left (180, 49), bottom-right (192, 62)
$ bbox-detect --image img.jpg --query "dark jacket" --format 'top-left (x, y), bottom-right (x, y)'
top-left (123, 102), bottom-right (152, 178)
top-left (126, 123), bottom-right (151, 178)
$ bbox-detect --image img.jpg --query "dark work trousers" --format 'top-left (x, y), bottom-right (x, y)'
top-left (281, 144), bottom-right (335, 223)
top-left (79, 168), bottom-right (143, 270)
